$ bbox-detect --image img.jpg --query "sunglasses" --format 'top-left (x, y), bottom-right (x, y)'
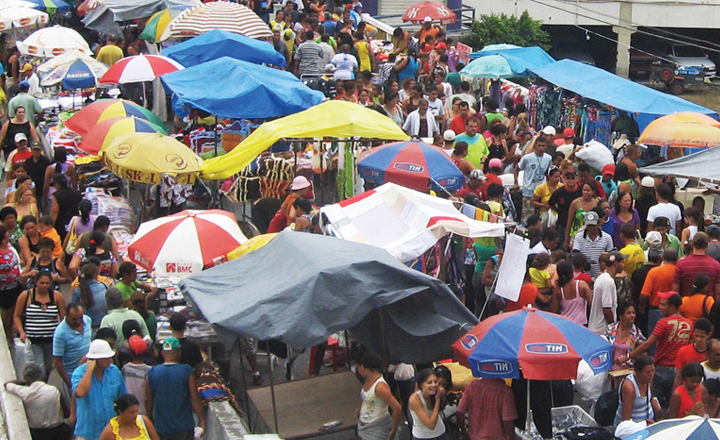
top-left (564, 173), bottom-right (577, 179)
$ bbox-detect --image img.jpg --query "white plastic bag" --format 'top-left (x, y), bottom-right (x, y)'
top-left (574, 140), bottom-right (614, 173)
top-left (13, 338), bottom-right (34, 378)
top-left (574, 359), bottom-right (610, 401)
top-left (393, 363), bottom-right (415, 381)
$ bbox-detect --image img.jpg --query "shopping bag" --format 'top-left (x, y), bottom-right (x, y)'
top-left (12, 338), bottom-right (34, 378)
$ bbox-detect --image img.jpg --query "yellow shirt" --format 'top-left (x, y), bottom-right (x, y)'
top-left (529, 268), bottom-right (551, 290)
top-left (97, 44), bottom-right (124, 66)
top-left (533, 182), bottom-right (563, 215)
top-left (620, 242), bottom-right (645, 278)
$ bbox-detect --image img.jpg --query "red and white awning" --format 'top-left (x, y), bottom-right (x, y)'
top-left (320, 183), bottom-right (507, 262)
top-left (99, 54), bottom-right (183, 84)
top-left (128, 209), bottom-right (247, 277)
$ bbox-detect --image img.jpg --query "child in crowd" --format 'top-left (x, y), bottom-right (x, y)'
top-left (37, 215), bottom-right (63, 259)
top-left (572, 252), bottom-right (592, 285)
top-left (530, 253), bottom-right (553, 308)
top-left (122, 335), bottom-right (153, 416)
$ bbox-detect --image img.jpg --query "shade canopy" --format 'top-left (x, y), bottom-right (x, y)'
top-left (531, 59), bottom-right (717, 118)
top-left (160, 0), bottom-right (271, 41)
top-left (180, 231), bottom-right (478, 363)
top-left (462, 54), bottom-right (527, 79)
top-left (402, 1), bottom-right (456, 25)
top-left (638, 121), bottom-right (720, 148)
top-left (639, 147), bottom-right (720, 185)
top-left (320, 183), bottom-right (507, 262)
top-left (163, 29), bottom-right (286, 67)
top-left (468, 46), bottom-right (555, 74)
top-left (82, 0), bottom-right (200, 35)
top-left (0, 6), bottom-right (48, 30)
top-left (140, 7), bottom-right (186, 43)
top-left (18, 25), bottom-right (89, 57)
top-left (161, 56), bottom-right (323, 119)
top-left (38, 49), bottom-right (108, 88)
top-left (201, 101), bottom-right (410, 180)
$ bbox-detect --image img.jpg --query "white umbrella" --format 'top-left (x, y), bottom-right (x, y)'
top-left (0, 0), bottom-right (41, 9)
top-left (0, 6), bottom-right (47, 30)
top-left (159, 1), bottom-right (271, 42)
top-left (37, 48), bottom-right (108, 87)
top-left (17, 25), bottom-right (90, 57)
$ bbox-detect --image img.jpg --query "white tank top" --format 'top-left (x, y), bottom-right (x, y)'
top-left (360, 376), bottom-right (389, 424)
top-left (410, 390), bottom-right (446, 439)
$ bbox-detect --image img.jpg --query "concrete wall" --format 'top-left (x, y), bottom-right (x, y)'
top-left (0, 326), bottom-right (31, 440)
top-left (206, 401), bottom-right (249, 440)
top-left (464, 0), bottom-right (720, 29)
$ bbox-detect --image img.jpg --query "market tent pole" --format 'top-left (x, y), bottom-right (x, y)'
top-left (266, 349), bottom-right (280, 433)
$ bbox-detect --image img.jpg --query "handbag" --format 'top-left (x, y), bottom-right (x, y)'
top-left (65, 219), bottom-right (77, 254)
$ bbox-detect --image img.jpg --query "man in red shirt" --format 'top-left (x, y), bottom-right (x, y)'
top-left (673, 318), bottom-right (710, 390)
top-left (457, 170), bottom-right (485, 200)
top-left (631, 292), bottom-right (692, 408)
top-left (672, 232), bottom-right (720, 298)
top-left (449, 101), bottom-right (470, 135)
top-left (457, 378), bottom-right (517, 440)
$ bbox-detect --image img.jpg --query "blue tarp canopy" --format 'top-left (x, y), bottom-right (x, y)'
top-left (161, 56), bottom-right (324, 119)
top-left (468, 46), bottom-right (555, 72)
top-left (162, 29), bottom-right (286, 68)
top-left (531, 59), bottom-right (717, 119)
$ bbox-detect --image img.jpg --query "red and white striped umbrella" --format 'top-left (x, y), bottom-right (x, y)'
top-left (99, 54), bottom-right (184, 84)
top-left (128, 209), bottom-right (247, 277)
top-left (160, 1), bottom-right (272, 42)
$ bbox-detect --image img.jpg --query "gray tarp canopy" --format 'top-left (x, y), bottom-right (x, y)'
top-left (179, 231), bottom-right (478, 364)
top-left (638, 147), bottom-right (720, 185)
top-left (83, 0), bottom-right (200, 35)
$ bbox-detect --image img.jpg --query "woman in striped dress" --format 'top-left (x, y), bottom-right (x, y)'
top-left (14, 271), bottom-right (66, 379)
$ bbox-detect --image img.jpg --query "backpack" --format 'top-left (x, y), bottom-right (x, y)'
top-left (593, 380), bottom-right (622, 426)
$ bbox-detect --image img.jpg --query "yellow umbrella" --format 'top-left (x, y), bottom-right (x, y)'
top-left (640, 112), bottom-right (720, 144)
top-left (638, 121), bottom-right (720, 148)
top-left (140, 9), bottom-right (178, 43)
top-left (102, 132), bottom-right (202, 184)
top-left (227, 233), bottom-right (277, 260)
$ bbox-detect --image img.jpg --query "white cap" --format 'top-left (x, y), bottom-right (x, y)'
top-left (86, 339), bottom-right (115, 359)
top-left (423, 16), bottom-right (432, 22)
top-left (641, 176), bottom-right (655, 188)
top-left (324, 63), bottom-right (336, 72)
top-left (541, 126), bottom-right (556, 136)
top-left (443, 129), bottom-right (456, 142)
top-left (14, 133), bottom-right (27, 143)
top-left (645, 231), bottom-right (662, 246)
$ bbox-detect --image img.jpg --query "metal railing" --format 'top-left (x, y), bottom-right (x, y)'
top-left (373, 4), bottom-right (476, 30)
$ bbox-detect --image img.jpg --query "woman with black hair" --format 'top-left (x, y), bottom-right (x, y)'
top-left (669, 362), bottom-right (705, 418)
top-left (408, 369), bottom-right (446, 440)
top-left (552, 260), bottom-right (592, 324)
top-left (43, 146), bottom-right (76, 203)
top-left (68, 230), bottom-right (118, 279)
top-left (63, 199), bottom-right (97, 253)
top-left (99, 394), bottom-right (160, 440)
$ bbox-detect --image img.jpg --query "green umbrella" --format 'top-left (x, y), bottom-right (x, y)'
top-left (461, 54), bottom-right (523, 78)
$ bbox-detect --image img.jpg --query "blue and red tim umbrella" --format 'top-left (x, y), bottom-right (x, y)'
top-left (452, 307), bottom-right (612, 380)
top-left (357, 141), bottom-right (463, 193)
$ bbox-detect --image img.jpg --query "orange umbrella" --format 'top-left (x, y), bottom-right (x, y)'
top-left (638, 121), bottom-right (720, 148)
top-left (641, 111), bottom-right (720, 137)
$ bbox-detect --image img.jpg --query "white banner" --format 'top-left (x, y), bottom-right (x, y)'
top-left (494, 233), bottom-right (531, 302)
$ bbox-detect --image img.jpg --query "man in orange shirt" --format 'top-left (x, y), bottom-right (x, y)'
top-left (641, 248), bottom-right (678, 336)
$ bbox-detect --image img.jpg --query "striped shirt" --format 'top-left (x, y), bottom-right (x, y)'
top-left (614, 373), bottom-right (653, 428)
top-left (295, 40), bottom-right (323, 76)
top-left (572, 230), bottom-right (615, 279)
top-left (24, 289), bottom-right (60, 341)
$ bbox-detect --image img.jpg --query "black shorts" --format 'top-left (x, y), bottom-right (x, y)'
top-left (0, 286), bottom-right (23, 310)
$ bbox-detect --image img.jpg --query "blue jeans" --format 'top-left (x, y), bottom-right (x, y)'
top-left (647, 309), bottom-right (663, 356)
top-left (653, 366), bottom-right (676, 409)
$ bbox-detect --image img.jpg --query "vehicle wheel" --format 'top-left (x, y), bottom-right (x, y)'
top-left (659, 68), bottom-right (674, 81)
top-left (669, 80), bottom-right (685, 95)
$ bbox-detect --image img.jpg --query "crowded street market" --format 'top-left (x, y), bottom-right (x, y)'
top-left (0, 1), bottom-right (720, 440)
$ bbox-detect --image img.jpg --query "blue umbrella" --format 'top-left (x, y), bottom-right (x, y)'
top-left (357, 141), bottom-right (463, 192)
top-left (162, 29), bottom-right (286, 68)
top-left (160, 56), bottom-right (324, 119)
top-left (462, 54), bottom-right (528, 78)
top-left (39, 58), bottom-right (104, 89)
top-left (26, 0), bottom-right (70, 14)
top-left (625, 415), bottom-right (720, 440)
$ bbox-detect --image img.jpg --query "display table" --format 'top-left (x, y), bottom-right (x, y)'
top-left (246, 371), bottom-right (361, 440)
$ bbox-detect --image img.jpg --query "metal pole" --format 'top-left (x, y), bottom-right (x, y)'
top-left (267, 349), bottom-right (280, 433)
top-left (477, 270), bottom-right (499, 318)
top-left (526, 379), bottom-right (531, 433)
top-left (237, 340), bottom-right (252, 430)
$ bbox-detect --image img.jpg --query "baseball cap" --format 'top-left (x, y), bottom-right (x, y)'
top-left (19, 63), bottom-right (32, 73)
top-left (31, 143), bottom-right (41, 150)
top-left (641, 176), bottom-right (655, 188)
top-left (606, 251), bottom-right (627, 264)
top-left (162, 337), bottom-right (182, 351)
top-left (443, 129), bottom-right (456, 142)
top-left (541, 126), bottom-right (556, 136)
top-left (707, 224), bottom-right (720, 238)
top-left (324, 63), bottom-right (335, 73)
top-left (128, 335), bottom-right (148, 356)
top-left (86, 339), bottom-right (115, 359)
top-left (602, 164), bottom-right (615, 176)
top-left (289, 175), bottom-right (311, 190)
top-left (469, 169), bottom-right (485, 181)
top-left (645, 230), bottom-right (662, 246)
top-left (488, 158), bottom-right (503, 169)
top-left (657, 290), bottom-right (680, 299)
top-left (423, 16), bottom-right (432, 22)
top-left (584, 210), bottom-right (599, 226)
top-left (14, 133), bottom-right (27, 143)
top-left (18, 80), bottom-right (30, 88)
top-left (436, 42), bottom-right (447, 49)
top-left (563, 127), bottom-right (575, 138)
